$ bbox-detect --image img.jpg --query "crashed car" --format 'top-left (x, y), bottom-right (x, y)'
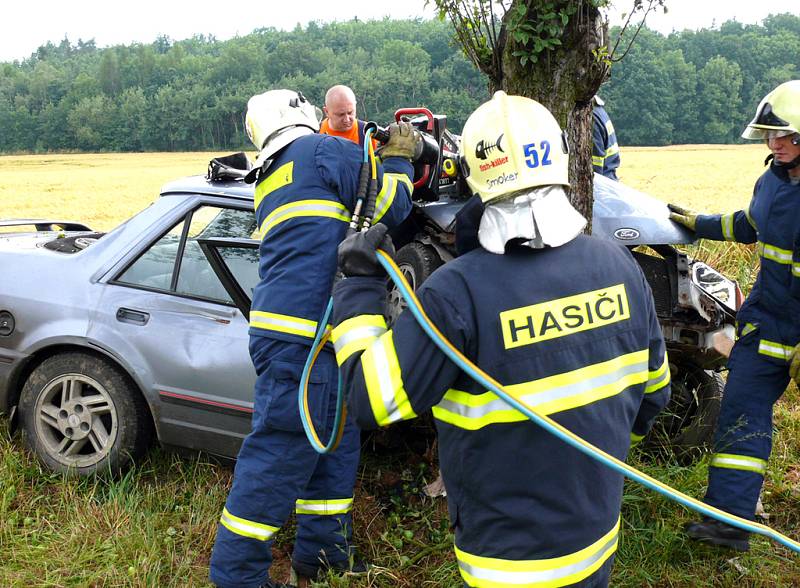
top-left (0, 152), bottom-right (740, 475)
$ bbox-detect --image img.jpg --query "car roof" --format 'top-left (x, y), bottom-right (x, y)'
top-left (160, 175), bottom-right (255, 202)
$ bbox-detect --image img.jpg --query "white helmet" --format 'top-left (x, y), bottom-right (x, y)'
top-left (460, 91), bottom-right (569, 204)
top-left (245, 89), bottom-right (321, 169)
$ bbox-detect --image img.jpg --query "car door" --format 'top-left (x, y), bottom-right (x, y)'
top-left (87, 202), bottom-right (259, 459)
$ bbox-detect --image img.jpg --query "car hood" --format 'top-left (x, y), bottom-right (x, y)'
top-left (591, 174), bottom-right (696, 245)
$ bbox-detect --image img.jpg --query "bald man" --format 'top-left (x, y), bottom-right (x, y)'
top-left (320, 85), bottom-right (370, 146)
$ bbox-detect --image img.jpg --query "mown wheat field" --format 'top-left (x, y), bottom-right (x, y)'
top-left (2, 145), bottom-right (799, 587)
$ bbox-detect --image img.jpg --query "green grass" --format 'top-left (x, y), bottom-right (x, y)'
top-left (3, 404), bottom-right (800, 586)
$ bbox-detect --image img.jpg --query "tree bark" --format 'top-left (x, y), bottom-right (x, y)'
top-left (497, 2), bottom-right (608, 233)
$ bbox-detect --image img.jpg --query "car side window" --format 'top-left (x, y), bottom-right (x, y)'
top-left (117, 205), bottom-right (258, 304)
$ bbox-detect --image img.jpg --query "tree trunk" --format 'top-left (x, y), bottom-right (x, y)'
top-left (497, 2), bottom-right (607, 233)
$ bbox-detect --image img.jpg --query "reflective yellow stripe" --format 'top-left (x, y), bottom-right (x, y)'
top-left (432, 350), bottom-right (649, 430)
top-left (710, 453), bottom-right (767, 475)
top-left (645, 353), bottom-right (670, 394)
top-left (258, 199), bottom-right (350, 238)
top-left (331, 315), bottom-right (387, 365)
top-left (721, 213), bottom-right (735, 241)
top-left (455, 518), bottom-right (619, 587)
top-left (740, 322), bottom-right (757, 337)
top-left (793, 263), bottom-right (800, 278)
top-left (592, 155), bottom-right (604, 167)
top-left (295, 497), bottom-right (353, 515)
top-left (219, 507), bottom-right (279, 541)
top-left (757, 241), bottom-right (793, 264)
top-left (744, 205), bottom-right (757, 230)
top-left (758, 339), bottom-right (794, 361)
top-left (604, 120), bottom-right (615, 135)
top-left (361, 330), bottom-right (417, 426)
top-left (605, 142), bottom-right (619, 157)
top-left (254, 161), bottom-right (293, 211)
top-left (373, 172), bottom-right (412, 223)
top-left (250, 310), bottom-right (330, 339)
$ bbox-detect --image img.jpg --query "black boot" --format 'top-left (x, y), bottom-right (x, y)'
top-left (684, 517), bottom-right (751, 552)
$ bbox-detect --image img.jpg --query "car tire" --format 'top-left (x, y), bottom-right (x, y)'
top-left (19, 352), bottom-right (152, 476)
top-left (387, 242), bottom-right (444, 325)
top-left (643, 362), bottom-right (723, 463)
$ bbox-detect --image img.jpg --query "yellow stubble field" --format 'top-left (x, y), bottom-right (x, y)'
top-left (0, 144), bottom-right (771, 230)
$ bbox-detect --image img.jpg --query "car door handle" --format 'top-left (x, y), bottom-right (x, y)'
top-left (116, 307), bottom-right (150, 326)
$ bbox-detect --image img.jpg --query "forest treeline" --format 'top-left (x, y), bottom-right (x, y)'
top-left (0, 13), bottom-right (798, 153)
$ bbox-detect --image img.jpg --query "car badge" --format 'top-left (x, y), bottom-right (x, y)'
top-left (614, 228), bottom-right (640, 240)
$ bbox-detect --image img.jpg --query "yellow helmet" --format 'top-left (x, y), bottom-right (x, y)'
top-left (460, 91), bottom-right (569, 204)
top-left (742, 80), bottom-right (800, 143)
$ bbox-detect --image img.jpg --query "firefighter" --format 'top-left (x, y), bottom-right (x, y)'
top-left (319, 85), bottom-right (371, 146)
top-left (209, 89), bottom-right (419, 588)
top-left (592, 96), bottom-right (620, 180)
top-left (673, 80), bottom-right (800, 552)
top-left (330, 91), bottom-right (671, 588)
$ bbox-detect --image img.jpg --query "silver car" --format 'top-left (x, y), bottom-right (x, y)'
top-left (1, 168), bottom-right (742, 475)
top-left (0, 177), bottom-right (261, 475)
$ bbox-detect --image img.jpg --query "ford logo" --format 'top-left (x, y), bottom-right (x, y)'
top-left (614, 228), bottom-right (640, 240)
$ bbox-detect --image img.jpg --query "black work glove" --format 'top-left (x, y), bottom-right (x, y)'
top-left (337, 223), bottom-right (395, 278)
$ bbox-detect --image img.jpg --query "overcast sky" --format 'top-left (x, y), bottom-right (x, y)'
top-left (2, 1), bottom-right (798, 63)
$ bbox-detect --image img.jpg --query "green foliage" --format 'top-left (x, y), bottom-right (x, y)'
top-left (508, 1), bottom-right (578, 66)
top-left (0, 12), bottom-right (799, 152)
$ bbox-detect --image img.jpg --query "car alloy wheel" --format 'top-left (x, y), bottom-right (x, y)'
top-left (20, 352), bottom-right (152, 475)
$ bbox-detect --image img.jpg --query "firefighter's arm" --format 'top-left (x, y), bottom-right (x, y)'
top-left (631, 277), bottom-right (671, 445)
top-left (331, 276), bottom-right (469, 430)
top-left (372, 155), bottom-right (413, 227)
top-left (694, 208), bottom-right (757, 243)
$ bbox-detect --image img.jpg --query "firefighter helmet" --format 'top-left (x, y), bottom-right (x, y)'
top-left (245, 89), bottom-right (321, 166)
top-left (741, 80), bottom-right (800, 144)
top-left (460, 91), bottom-right (569, 204)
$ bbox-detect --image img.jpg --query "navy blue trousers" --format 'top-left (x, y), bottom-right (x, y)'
top-left (209, 338), bottom-right (361, 588)
top-left (704, 330), bottom-right (790, 519)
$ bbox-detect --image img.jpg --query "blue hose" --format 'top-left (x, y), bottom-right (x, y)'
top-left (375, 248), bottom-right (800, 554)
top-left (297, 129), bottom-right (377, 454)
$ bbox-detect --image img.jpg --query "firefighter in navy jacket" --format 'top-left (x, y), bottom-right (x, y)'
top-left (592, 96), bottom-right (620, 180)
top-left (209, 89), bottom-right (416, 588)
top-left (331, 92), bottom-right (670, 588)
top-left (673, 81), bottom-right (800, 552)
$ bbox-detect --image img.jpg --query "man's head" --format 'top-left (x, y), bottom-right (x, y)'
top-left (742, 80), bottom-right (800, 171)
top-left (324, 85), bottom-right (358, 132)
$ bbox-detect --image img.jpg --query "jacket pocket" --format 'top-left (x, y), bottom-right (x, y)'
top-left (261, 359), bottom-right (330, 432)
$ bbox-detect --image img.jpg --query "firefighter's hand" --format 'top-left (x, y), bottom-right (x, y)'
top-left (338, 223), bottom-right (395, 278)
top-left (668, 203), bottom-right (698, 232)
top-left (379, 121), bottom-right (420, 161)
top-left (790, 343), bottom-right (800, 384)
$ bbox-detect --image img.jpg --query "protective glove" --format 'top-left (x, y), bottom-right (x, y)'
top-left (337, 223), bottom-right (395, 278)
top-left (668, 203), bottom-right (698, 232)
top-left (790, 343), bottom-right (800, 385)
top-left (379, 121), bottom-right (420, 160)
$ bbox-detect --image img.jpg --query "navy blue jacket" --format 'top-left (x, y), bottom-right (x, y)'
top-left (250, 133), bottom-right (413, 344)
top-left (592, 105), bottom-right (620, 180)
top-left (696, 163), bottom-right (800, 360)
top-left (331, 235), bottom-right (670, 587)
